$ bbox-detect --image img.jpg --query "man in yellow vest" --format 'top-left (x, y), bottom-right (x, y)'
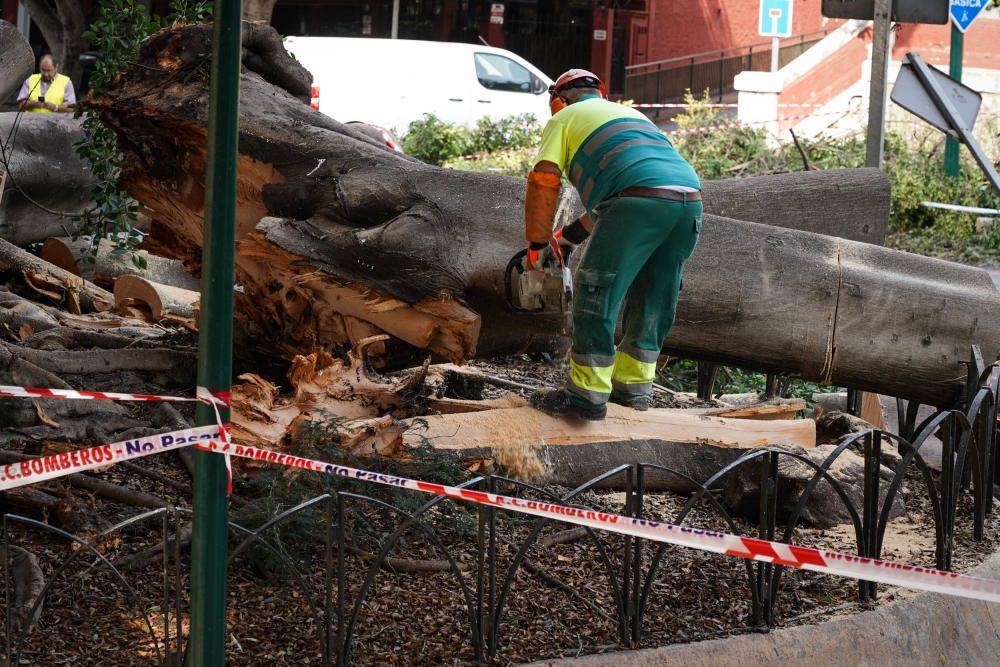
top-left (17, 54), bottom-right (76, 113)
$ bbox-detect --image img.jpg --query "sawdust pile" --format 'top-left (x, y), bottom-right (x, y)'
top-left (477, 411), bottom-right (549, 481)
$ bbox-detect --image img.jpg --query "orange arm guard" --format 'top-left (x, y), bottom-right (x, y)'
top-left (524, 170), bottom-right (562, 245)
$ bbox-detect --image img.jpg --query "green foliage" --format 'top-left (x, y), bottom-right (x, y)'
top-left (167, 0), bottom-right (213, 22)
top-left (401, 114), bottom-right (472, 165)
top-left (669, 95), bottom-right (1000, 262)
top-left (659, 359), bottom-right (843, 406)
top-left (401, 113), bottom-right (541, 166)
top-left (467, 114), bottom-right (541, 154)
top-left (442, 147), bottom-right (537, 178)
top-left (73, 0), bottom-right (212, 267)
top-left (671, 91), bottom-right (771, 180)
top-left (229, 411), bottom-right (475, 580)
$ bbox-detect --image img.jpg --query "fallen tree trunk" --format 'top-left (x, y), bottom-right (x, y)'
top-left (0, 114), bottom-right (95, 245)
top-left (92, 24), bottom-right (1000, 406)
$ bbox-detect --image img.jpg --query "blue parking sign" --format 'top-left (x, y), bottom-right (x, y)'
top-left (951, 0), bottom-right (988, 33)
top-left (760, 0), bottom-right (794, 37)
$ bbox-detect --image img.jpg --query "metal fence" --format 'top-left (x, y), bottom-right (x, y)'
top-left (1, 351), bottom-right (998, 664)
top-left (624, 31), bottom-right (831, 108)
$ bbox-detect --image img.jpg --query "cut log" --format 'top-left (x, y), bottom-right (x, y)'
top-left (0, 238), bottom-right (112, 313)
top-left (0, 114), bottom-right (94, 245)
top-left (92, 24), bottom-right (1000, 407)
top-left (42, 237), bottom-right (200, 291)
top-left (404, 405), bottom-right (814, 451)
top-left (114, 275), bottom-right (199, 323)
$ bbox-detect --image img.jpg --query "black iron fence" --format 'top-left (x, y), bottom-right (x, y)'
top-left (624, 30), bottom-right (832, 107)
top-left (1, 353), bottom-right (998, 664)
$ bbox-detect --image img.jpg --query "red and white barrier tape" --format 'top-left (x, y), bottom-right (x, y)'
top-left (663, 109), bottom-right (847, 137)
top-left (5, 382), bottom-right (1000, 604)
top-left (0, 383), bottom-right (234, 491)
top-left (0, 424), bottom-right (226, 491)
top-left (197, 439), bottom-right (1000, 604)
top-left (630, 102), bottom-right (823, 109)
top-left (0, 384), bottom-right (230, 408)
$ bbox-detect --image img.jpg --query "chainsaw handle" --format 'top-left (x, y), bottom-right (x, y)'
top-left (504, 248), bottom-right (530, 312)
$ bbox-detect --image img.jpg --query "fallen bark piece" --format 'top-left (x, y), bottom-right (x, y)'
top-left (723, 443), bottom-right (903, 528)
top-left (8, 545), bottom-right (44, 630)
top-left (42, 237), bottom-right (200, 291)
top-left (403, 405), bottom-right (815, 451)
top-left (683, 397), bottom-right (807, 421)
top-left (114, 275), bottom-right (199, 323)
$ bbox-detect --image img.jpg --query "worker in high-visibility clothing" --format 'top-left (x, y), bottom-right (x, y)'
top-left (525, 69), bottom-right (701, 421)
top-left (17, 54), bottom-right (76, 113)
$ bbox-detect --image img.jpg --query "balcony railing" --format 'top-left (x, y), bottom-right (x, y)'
top-left (625, 30), bottom-right (832, 110)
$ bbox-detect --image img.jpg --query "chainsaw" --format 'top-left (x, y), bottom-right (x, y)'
top-left (504, 230), bottom-right (574, 313)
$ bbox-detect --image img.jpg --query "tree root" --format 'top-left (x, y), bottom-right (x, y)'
top-left (345, 544), bottom-right (469, 574)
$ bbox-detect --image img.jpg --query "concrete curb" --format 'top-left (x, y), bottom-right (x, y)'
top-left (523, 552), bottom-right (1000, 667)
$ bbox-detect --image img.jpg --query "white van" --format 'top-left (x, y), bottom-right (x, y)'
top-left (283, 37), bottom-right (553, 134)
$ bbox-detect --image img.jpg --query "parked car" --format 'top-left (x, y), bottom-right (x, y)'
top-left (283, 37), bottom-right (553, 134)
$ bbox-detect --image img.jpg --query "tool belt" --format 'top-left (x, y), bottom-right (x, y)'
top-left (618, 187), bottom-right (702, 202)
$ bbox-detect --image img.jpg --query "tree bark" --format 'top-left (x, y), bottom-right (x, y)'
top-left (42, 237), bottom-right (198, 291)
top-left (242, 0), bottom-right (279, 23)
top-left (0, 238), bottom-right (113, 313)
top-left (91, 24), bottom-right (1000, 407)
top-left (0, 20), bottom-right (35, 103)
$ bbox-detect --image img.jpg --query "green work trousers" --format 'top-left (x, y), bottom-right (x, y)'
top-left (566, 194), bottom-right (702, 406)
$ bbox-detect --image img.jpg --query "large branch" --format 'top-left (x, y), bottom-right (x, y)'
top-left (0, 20), bottom-right (34, 102)
top-left (92, 24), bottom-right (1000, 406)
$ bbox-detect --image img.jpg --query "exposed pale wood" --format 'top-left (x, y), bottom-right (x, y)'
top-left (860, 391), bottom-right (887, 430)
top-left (403, 405), bottom-right (815, 451)
top-left (684, 398), bottom-right (807, 421)
top-left (114, 275), bottom-right (199, 322)
top-left (426, 395), bottom-right (530, 414)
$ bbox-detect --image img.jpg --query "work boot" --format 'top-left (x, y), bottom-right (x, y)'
top-left (531, 389), bottom-right (607, 421)
top-left (610, 391), bottom-right (651, 411)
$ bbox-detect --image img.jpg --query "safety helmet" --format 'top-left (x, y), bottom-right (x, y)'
top-left (549, 68), bottom-right (607, 98)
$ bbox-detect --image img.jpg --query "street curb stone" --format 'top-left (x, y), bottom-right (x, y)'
top-left (522, 550), bottom-right (1000, 667)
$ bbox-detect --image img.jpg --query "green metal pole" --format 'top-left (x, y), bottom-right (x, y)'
top-left (945, 22), bottom-right (963, 178)
top-left (189, 1), bottom-right (241, 664)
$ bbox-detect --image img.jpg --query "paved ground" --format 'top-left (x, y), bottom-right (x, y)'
top-left (989, 269), bottom-right (1000, 289)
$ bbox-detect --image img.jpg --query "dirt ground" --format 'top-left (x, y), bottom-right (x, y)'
top-left (0, 356), bottom-right (997, 665)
